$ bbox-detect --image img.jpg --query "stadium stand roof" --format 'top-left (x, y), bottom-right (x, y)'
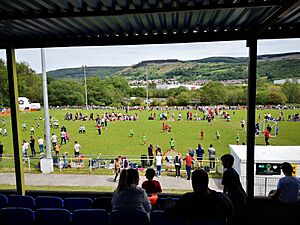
top-left (0, 0), bottom-right (299, 49)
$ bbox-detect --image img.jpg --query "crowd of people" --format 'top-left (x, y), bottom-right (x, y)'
top-left (111, 152), bottom-right (300, 225)
top-left (111, 153), bottom-right (246, 224)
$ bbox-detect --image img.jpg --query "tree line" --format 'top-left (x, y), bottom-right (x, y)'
top-left (0, 59), bottom-right (299, 107)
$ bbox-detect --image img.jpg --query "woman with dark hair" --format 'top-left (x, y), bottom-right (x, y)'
top-left (112, 168), bottom-right (151, 215)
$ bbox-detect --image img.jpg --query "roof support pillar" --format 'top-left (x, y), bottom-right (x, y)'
top-left (6, 47), bottom-right (25, 195)
top-left (246, 38), bottom-right (257, 225)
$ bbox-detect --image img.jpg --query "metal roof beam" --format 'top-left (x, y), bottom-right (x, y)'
top-left (253, 0), bottom-right (300, 37)
top-left (0, 0), bottom-right (286, 20)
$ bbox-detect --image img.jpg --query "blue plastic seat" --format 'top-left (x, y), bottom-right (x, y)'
top-left (111, 209), bottom-right (150, 225)
top-left (151, 210), bottom-right (185, 225)
top-left (73, 209), bottom-right (110, 225)
top-left (7, 195), bottom-right (35, 209)
top-left (0, 207), bottom-right (35, 225)
top-left (64, 197), bottom-right (93, 212)
top-left (92, 197), bottom-right (112, 212)
top-left (36, 196), bottom-right (64, 209)
top-left (35, 208), bottom-right (71, 225)
top-left (0, 194), bottom-right (8, 208)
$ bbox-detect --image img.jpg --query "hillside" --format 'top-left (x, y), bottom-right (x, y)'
top-left (47, 52), bottom-right (300, 81)
top-left (47, 66), bottom-right (125, 79)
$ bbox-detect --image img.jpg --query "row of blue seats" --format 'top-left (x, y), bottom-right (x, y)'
top-left (0, 194), bottom-right (180, 212)
top-left (0, 207), bottom-right (226, 225)
top-left (0, 194), bottom-right (93, 212)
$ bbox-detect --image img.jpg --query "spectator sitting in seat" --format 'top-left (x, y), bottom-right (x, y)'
top-left (168, 169), bottom-right (234, 223)
top-left (142, 168), bottom-right (162, 207)
top-left (269, 162), bottom-right (300, 203)
top-left (112, 168), bottom-right (151, 216)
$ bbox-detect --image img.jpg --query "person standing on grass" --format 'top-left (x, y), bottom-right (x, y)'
top-left (183, 153), bottom-right (194, 180)
top-left (129, 128), bottom-right (134, 137)
top-left (0, 141), bottom-right (3, 161)
top-left (54, 144), bottom-right (60, 156)
top-left (195, 144), bottom-right (204, 168)
top-left (113, 156), bottom-right (121, 182)
top-left (236, 133), bottom-right (240, 145)
top-left (264, 128), bottom-right (270, 146)
top-left (97, 123), bottom-right (102, 135)
top-left (65, 131), bottom-right (70, 142)
top-left (74, 141), bottom-right (81, 158)
top-left (148, 144), bottom-right (154, 167)
top-left (142, 132), bottom-right (147, 146)
top-left (38, 137), bottom-right (44, 154)
top-left (174, 153), bottom-right (182, 178)
top-left (60, 129), bottom-right (66, 145)
top-left (169, 138), bottom-right (175, 150)
top-left (30, 126), bottom-right (34, 135)
top-left (216, 130), bottom-right (221, 141)
top-left (22, 140), bottom-right (29, 158)
top-left (208, 144), bottom-right (216, 169)
top-left (51, 133), bottom-right (58, 150)
top-left (241, 119), bottom-right (245, 129)
top-left (29, 135), bottom-right (36, 156)
top-left (200, 129), bottom-right (204, 140)
top-left (156, 151), bottom-right (162, 177)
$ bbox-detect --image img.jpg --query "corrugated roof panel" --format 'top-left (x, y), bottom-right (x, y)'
top-left (94, 17), bottom-right (115, 33)
top-left (0, 0), bottom-right (298, 47)
top-left (43, 18), bottom-right (75, 35)
top-left (103, 16), bottom-right (125, 34)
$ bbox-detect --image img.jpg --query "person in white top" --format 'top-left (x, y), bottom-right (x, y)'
top-left (51, 133), bottom-right (58, 150)
top-left (30, 126), bottom-right (34, 135)
top-left (156, 151), bottom-right (162, 177)
top-left (22, 140), bottom-right (29, 157)
top-left (60, 130), bottom-right (66, 145)
top-left (38, 137), bottom-right (44, 153)
top-left (269, 162), bottom-right (300, 203)
top-left (74, 141), bottom-right (81, 157)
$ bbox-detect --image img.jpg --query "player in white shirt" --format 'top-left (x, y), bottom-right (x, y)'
top-left (74, 141), bottom-right (81, 157)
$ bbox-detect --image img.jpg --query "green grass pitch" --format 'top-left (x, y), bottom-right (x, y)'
top-left (1, 108), bottom-right (299, 161)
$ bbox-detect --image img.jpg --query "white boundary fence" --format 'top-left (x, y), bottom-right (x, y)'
top-left (0, 154), bottom-right (222, 175)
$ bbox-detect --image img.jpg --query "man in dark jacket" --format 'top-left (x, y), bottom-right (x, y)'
top-left (170, 169), bottom-right (234, 224)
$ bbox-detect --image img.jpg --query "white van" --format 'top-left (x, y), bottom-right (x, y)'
top-left (18, 97), bottom-right (41, 111)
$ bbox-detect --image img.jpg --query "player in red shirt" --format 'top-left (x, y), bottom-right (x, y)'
top-left (183, 153), bottom-right (194, 180)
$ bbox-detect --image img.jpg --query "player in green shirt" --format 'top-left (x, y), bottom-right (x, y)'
top-left (170, 138), bottom-right (175, 150)
top-left (236, 133), bottom-right (240, 145)
top-left (142, 133), bottom-right (147, 146)
top-left (129, 128), bottom-right (134, 137)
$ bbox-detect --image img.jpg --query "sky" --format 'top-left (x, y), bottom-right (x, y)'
top-left (0, 38), bottom-right (299, 73)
